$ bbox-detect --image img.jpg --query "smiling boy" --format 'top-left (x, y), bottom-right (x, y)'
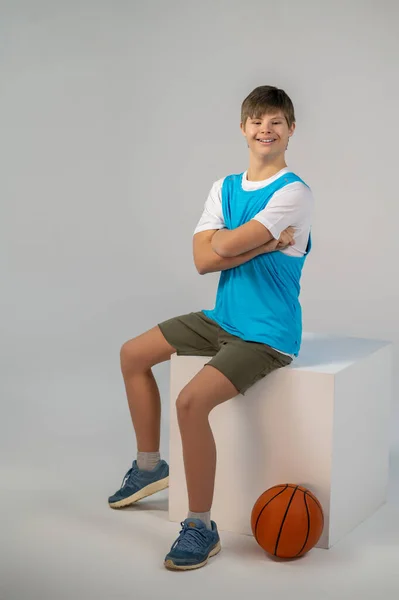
top-left (108, 85), bottom-right (314, 571)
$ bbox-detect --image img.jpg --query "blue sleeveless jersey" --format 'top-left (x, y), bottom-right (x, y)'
top-left (202, 172), bottom-right (312, 356)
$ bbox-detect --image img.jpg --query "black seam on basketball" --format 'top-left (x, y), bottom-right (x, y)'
top-left (254, 485), bottom-right (288, 540)
top-left (306, 492), bottom-right (324, 527)
top-left (295, 493), bottom-right (311, 556)
top-left (269, 484), bottom-right (298, 490)
top-left (274, 486), bottom-right (298, 556)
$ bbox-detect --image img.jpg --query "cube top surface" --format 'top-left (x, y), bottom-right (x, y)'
top-left (292, 332), bottom-right (392, 373)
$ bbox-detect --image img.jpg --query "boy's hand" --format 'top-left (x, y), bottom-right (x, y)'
top-left (260, 226), bottom-right (295, 253)
top-left (277, 226), bottom-right (295, 249)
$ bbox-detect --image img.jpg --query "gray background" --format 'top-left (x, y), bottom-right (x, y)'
top-left (1, 1), bottom-right (398, 598)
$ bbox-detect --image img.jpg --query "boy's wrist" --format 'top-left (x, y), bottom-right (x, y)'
top-left (259, 239), bottom-right (278, 254)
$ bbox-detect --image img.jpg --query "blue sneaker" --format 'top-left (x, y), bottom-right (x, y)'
top-left (164, 518), bottom-right (221, 570)
top-left (108, 459), bottom-right (169, 508)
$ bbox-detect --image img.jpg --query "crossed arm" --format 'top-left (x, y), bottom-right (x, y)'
top-left (211, 220), bottom-right (277, 257)
top-left (194, 223), bottom-right (295, 274)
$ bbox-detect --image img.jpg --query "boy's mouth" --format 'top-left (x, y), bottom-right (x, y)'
top-left (257, 138), bottom-right (276, 145)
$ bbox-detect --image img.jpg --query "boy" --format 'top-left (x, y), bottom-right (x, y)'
top-left (108, 85), bottom-right (314, 571)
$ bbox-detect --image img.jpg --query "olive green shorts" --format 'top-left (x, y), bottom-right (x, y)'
top-left (157, 311), bottom-right (292, 396)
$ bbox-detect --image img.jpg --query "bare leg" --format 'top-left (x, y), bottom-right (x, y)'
top-left (176, 365), bottom-right (239, 512)
top-left (178, 411), bottom-right (217, 512)
top-left (120, 325), bottom-right (176, 451)
top-left (122, 368), bottom-right (161, 451)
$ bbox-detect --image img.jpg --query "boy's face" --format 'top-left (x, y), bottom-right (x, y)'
top-left (240, 110), bottom-right (295, 159)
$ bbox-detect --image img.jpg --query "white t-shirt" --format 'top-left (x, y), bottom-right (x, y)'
top-left (194, 167), bottom-right (314, 257)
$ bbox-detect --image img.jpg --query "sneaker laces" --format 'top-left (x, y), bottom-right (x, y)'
top-left (120, 464), bottom-right (141, 489)
top-left (172, 521), bottom-right (209, 552)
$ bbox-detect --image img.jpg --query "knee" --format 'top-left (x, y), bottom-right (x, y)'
top-left (120, 340), bottom-right (141, 374)
top-left (176, 392), bottom-right (206, 419)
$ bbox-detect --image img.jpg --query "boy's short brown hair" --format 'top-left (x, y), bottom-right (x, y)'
top-left (241, 86), bottom-right (296, 128)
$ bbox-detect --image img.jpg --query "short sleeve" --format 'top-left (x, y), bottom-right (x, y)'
top-left (193, 179), bottom-right (225, 234)
top-left (251, 183), bottom-right (314, 240)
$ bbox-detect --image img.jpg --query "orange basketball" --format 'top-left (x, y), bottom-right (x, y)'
top-left (251, 484), bottom-right (324, 558)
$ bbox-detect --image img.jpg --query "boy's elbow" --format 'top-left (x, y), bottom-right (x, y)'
top-left (197, 265), bottom-right (209, 275)
top-left (194, 257), bottom-right (207, 275)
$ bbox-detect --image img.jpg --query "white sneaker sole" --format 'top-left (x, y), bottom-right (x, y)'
top-left (164, 540), bottom-right (221, 571)
top-left (109, 476), bottom-right (169, 509)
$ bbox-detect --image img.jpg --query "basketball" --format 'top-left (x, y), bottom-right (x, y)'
top-left (251, 484), bottom-right (324, 558)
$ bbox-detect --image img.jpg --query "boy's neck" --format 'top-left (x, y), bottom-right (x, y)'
top-left (246, 156), bottom-right (288, 182)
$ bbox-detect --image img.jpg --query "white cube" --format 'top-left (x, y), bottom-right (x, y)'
top-left (168, 333), bottom-right (393, 548)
